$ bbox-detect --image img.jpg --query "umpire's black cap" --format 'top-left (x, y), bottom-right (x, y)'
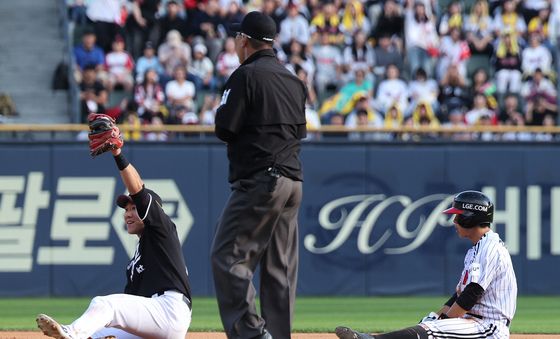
top-left (230, 11), bottom-right (276, 43)
top-left (116, 188), bottom-right (163, 209)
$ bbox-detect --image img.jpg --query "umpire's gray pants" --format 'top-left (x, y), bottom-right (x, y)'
top-left (211, 171), bottom-right (302, 339)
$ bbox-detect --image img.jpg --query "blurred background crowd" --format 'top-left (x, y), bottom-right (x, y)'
top-left (67, 0), bottom-right (560, 141)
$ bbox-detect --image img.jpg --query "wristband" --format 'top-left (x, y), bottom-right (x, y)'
top-left (114, 153), bottom-right (130, 171)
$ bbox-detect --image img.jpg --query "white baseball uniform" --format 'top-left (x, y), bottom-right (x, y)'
top-left (422, 230), bottom-right (517, 339)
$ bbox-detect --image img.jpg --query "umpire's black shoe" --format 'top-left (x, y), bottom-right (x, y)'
top-left (335, 326), bottom-right (375, 339)
top-left (251, 329), bottom-right (273, 339)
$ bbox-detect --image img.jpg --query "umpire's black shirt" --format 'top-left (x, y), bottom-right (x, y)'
top-left (124, 188), bottom-right (192, 302)
top-left (215, 49), bottom-right (307, 183)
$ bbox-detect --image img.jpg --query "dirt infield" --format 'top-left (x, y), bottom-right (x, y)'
top-left (0, 332), bottom-right (557, 339)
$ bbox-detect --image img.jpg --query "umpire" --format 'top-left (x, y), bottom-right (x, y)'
top-left (211, 11), bottom-right (307, 339)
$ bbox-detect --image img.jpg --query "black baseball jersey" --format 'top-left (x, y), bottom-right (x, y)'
top-left (215, 49), bottom-right (307, 183)
top-left (124, 187), bottom-right (192, 301)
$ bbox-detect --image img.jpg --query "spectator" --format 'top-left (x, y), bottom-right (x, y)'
top-left (521, 33), bottom-right (552, 77)
top-left (312, 31), bottom-right (343, 98)
top-left (221, 1), bottom-right (244, 39)
top-left (125, 0), bottom-right (160, 59)
top-left (464, 0), bottom-right (494, 56)
top-left (502, 111), bottom-right (533, 141)
top-left (341, 30), bottom-right (374, 83)
top-left (407, 67), bottom-right (439, 115)
top-left (348, 109), bottom-right (382, 141)
top-left (165, 66), bottom-right (196, 110)
top-left (198, 94), bottom-right (221, 125)
top-left (526, 95), bottom-right (558, 125)
top-left (278, 2), bottom-right (310, 48)
top-left (167, 105), bottom-right (199, 125)
top-left (284, 41), bottom-right (316, 86)
top-left (436, 27), bottom-right (471, 81)
top-left (104, 35), bottom-right (135, 91)
top-left (521, 68), bottom-right (557, 104)
top-left (79, 64), bottom-right (108, 122)
top-left (187, 0), bottom-right (224, 62)
top-left (438, 64), bottom-right (469, 117)
top-left (370, 0), bottom-right (404, 52)
top-left (85, 0), bottom-right (124, 53)
top-left (134, 68), bottom-right (165, 119)
top-left (144, 114), bottom-right (169, 141)
top-left (122, 108), bottom-right (142, 141)
top-left (528, 7), bottom-right (551, 46)
top-left (473, 113), bottom-right (496, 141)
top-left (74, 29), bottom-right (105, 79)
top-left (469, 68), bottom-right (498, 110)
top-left (319, 66), bottom-right (373, 117)
top-left (67, 0), bottom-right (89, 26)
top-left (188, 43), bottom-right (216, 91)
top-left (339, 0), bottom-right (371, 45)
top-left (498, 93), bottom-right (522, 123)
top-left (438, 1), bottom-right (463, 36)
top-left (215, 37), bottom-right (240, 89)
top-left (158, 29), bottom-right (192, 83)
top-left (411, 101), bottom-right (439, 127)
top-left (293, 64), bottom-right (318, 109)
top-left (492, 0), bottom-right (526, 40)
top-left (493, 30), bottom-right (523, 95)
top-left (404, 0), bottom-right (439, 77)
top-left (372, 32), bottom-right (404, 84)
top-left (374, 64), bottom-right (408, 115)
top-left (442, 108), bottom-right (471, 141)
top-left (135, 41), bottom-right (164, 83)
top-left (465, 93), bottom-right (496, 125)
top-left (534, 114), bottom-right (557, 141)
top-left (310, 0), bottom-right (343, 45)
top-left (522, 0), bottom-right (549, 24)
top-left (345, 96), bottom-right (383, 129)
top-left (384, 103), bottom-right (404, 128)
top-left (157, 0), bottom-right (188, 46)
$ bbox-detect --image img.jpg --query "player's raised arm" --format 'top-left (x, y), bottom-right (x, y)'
top-left (87, 113), bottom-right (143, 195)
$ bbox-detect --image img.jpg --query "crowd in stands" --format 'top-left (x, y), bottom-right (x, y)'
top-left (67, 0), bottom-right (560, 141)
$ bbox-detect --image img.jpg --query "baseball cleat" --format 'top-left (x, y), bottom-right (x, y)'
top-left (36, 314), bottom-right (76, 339)
top-left (335, 326), bottom-right (375, 339)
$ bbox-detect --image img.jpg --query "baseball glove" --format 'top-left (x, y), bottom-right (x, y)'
top-left (88, 113), bottom-right (124, 157)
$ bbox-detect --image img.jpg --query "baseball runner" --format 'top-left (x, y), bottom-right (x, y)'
top-left (36, 114), bottom-right (192, 339)
top-left (336, 190), bottom-right (517, 339)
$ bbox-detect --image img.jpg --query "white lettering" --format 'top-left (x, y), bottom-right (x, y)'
top-left (552, 188), bottom-right (560, 255)
top-left (483, 187), bottom-right (520, 255)
top-left (0, 173), bottom-right (49, 272)
top-left (37, 178), bottom-right (116, 265)
top-left (527, 186), bottom-right (541, 260)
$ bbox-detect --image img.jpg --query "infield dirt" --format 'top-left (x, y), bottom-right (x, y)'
top-left (0, 332), bottom-right (557, 339)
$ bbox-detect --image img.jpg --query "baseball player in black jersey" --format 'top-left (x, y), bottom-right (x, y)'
top-left (36, 119), bottom-right (192, 339)
top-left (335, 191), bottom-right (517, 339)
top-left (211, 11), bottom-right (307, 339)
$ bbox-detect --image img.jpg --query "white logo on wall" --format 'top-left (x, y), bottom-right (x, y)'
top-left (304, 187), bottom-right (560, 260)
top-left (0, 173), bottom-right (194, 272)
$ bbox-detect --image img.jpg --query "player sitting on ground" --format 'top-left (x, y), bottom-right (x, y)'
top-left (335, 190), bottom-right (517, 339)
top-left (36, 113), bottom-right (192, 339)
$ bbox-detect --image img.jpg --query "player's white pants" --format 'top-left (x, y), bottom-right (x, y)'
top-left (68, 291), bottom-right (191, 339)
top-left (421, 317), bottom-right (510, 339)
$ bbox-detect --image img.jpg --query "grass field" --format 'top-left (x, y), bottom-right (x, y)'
top-left (1, 297), bottom-right (559, 334)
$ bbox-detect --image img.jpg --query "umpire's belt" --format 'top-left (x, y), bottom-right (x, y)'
top-left (153, 290), bottom-right (192, 311)
top-left (466, 313), bottom-right (510, 327)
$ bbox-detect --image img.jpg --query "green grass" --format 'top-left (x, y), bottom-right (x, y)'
top-left (1, 297), bottom-right (559, 333)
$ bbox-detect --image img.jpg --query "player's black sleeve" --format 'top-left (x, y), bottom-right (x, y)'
top-left (130, 187), bottom-right (173, 234)
top-left (456, 283), bottom-right (485, 311)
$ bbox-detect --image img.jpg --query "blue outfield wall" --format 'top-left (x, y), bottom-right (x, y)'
top-left (0, 142), bottom-right (559, 296)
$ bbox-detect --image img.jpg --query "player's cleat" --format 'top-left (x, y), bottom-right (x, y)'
top-left (335, 326), bottom-right (375, 339)
top-left (36, 314), bottom-right (77, 339)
